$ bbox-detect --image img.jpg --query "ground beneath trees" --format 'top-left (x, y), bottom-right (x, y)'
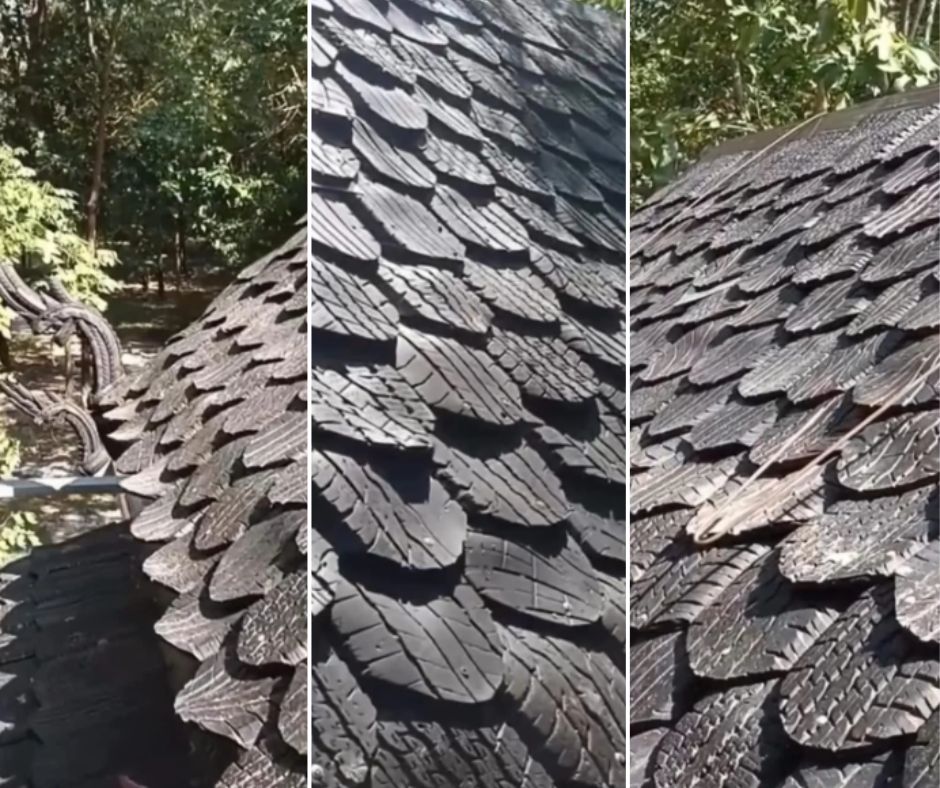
top-left (0, 285), bottom-right (220, 549)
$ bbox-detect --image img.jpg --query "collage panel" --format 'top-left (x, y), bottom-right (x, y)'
top-left (310, 0), bottom-right (627, 786)
top-left (630, 70), bottom-right (940, 788)
top-left (0, 2), bottom-right (306, 787)
top-left (7, 2), bottom-right (936, 787)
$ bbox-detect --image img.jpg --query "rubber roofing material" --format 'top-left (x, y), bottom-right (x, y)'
top-left (312, 0), bottom-right (626, 784)
top-left (102, 229), bottom-right (307, 785)
top-left (630, 92), bottom-right (940, 788)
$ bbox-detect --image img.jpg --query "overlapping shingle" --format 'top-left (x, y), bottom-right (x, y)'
top-left (104, 230), bottom-right (307, 781)
top-left (311, 0), bottom-right (625, 785)
top-left (631, 90), bottom-right (940, 787)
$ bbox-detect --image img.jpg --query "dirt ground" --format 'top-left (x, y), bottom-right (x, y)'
top-left (0, 285), bottom-right (220, 545)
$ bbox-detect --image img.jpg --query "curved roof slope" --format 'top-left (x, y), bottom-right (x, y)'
top-left (311, 0), bottom-right (626, 785)
top-left (0, 528), bottom-right (190, 788)
top-left (629, 95), bottom-right (940, 787)
top-left (101, 229), bottom-right (307, 786)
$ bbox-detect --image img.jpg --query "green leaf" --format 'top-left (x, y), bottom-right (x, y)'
top-left (908, 45), bottom-right (939, 75)
top-left (850, 0), bottom-right (869, 25)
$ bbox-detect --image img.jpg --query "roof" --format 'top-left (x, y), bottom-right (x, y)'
top-left (0, 227), bottom-right (199, 786)
top-left (629, 93), bottom-right (940, 786)
top-left (0, 526), bottom-right (191, 788)
top-left (100, 228), bottom-right (306, 785)
top-left (311, 0), bottom-right (626, 784)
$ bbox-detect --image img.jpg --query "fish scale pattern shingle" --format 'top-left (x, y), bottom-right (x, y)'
top-left (311, 0), bottom-right (626, 783)
top-left (100, 229), bottom-right (307, 786)
top-left (630, 92), bottom-right (940, 788)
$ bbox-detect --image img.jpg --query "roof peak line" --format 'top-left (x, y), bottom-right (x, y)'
top-left (633, 108), bottom-right (830, 258)
top-left (701, 83), bottom-right (940, 162)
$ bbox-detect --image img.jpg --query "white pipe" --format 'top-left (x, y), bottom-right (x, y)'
top-left (0, 475), bottom-right (125, 499)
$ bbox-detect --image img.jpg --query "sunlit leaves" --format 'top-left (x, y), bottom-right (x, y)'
top-left (849, 0), bottom-right (870, 25)
top-left (0, 511), bottom-right (42, 565)
top-left (579, 0), bottom-right (625, 14)
top-left (812, 2), bottom-right (938, 101)
top-left (631, 0), bottom-right (939, 206)
top-left (0, 416), bottom-right (40, 565)
top-left (0, 146), bottom-right (117, 310)
top-left (0, 0), bottom-right (304, 280)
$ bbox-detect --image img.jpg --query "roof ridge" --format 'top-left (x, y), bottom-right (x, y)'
top-left (700, 83), bottom-right (940, 162)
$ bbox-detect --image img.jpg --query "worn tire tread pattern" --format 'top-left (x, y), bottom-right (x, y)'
top-left (312, 0), bottom-right (625, 783)
top-left (631, 95), bottom-right (940, 785)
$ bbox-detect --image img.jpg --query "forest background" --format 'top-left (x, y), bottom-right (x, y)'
top-left (0, 0), bottom-right (303, 558)
top-left (0, 0), bottom-right (305, 302)
top-left (629, 0), bottom-right (939, 205)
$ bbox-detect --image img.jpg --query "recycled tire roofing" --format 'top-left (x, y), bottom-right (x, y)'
top-left (0, 527), bottom-right (191, 788)
top-left (100, 229), bottom-right (307, 786)
top-left (630, 89), bottom-right (940, 788)
top-left (311, 0), bottom-right (626, 784)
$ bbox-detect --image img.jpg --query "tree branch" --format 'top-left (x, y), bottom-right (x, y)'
top-left (82, 0), bottom-right (100, 67)
top-left (911, 0), bottom-right (929, 37)
top-left (926, 0), bottom-right (938, 43)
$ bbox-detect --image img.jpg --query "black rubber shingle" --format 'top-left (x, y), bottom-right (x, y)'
top-left (631, 91), bottom-right (940, 786)
top-left (311, 0), bottom-right (626, 784)
top-left (105, 230), bottom-right (308, 781)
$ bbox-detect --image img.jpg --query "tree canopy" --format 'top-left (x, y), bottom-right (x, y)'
top-left (631, 0), bottom-right (939, 205)
top-left (582, 0), bottom-right (626, 14)
top-left (0, 145), bottom-right (117, 311)
top-left (0, 1), bottom-right (304, 289)
top-left (0, 2), bottom-right (302, 559)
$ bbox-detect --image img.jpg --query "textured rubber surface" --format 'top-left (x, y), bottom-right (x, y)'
top-left (102, 230), bottom-right (307, 785)
top-left (312, 0), bottom-right (626, 784)
top-left (0, 527), bottom-right (191, 787)
top-left (631, 98), bottom-right (939, 785)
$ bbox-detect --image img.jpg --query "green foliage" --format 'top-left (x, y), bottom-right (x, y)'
top-left (0, 0), bottom-right (304, 283)
top-left (631, 0), bottom-right (939, 206)
top-left (0, 432), bottom-right (39, 565)
top-left (103, 0), bottom-right (306, 266)
top-left (580, 0), bottom-right (626, 14)
top-left (0, 149), bottom-right (90, 563)
top-left (0, 145), bottom-right (116, 311)
top-left (0, 511), bottom-right (41, 564)
top-left (0, 3), bottom-right (303, 564)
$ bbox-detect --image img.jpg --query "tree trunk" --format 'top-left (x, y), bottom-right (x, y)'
top-left (86, 98), bottom-right (108, 253)
top-left (813, 84), bottom-right (829, 114)
top-left (926, 0), bottom-right (938, 43)
top-left (732, 59), bottom-right (750, 122)
top-left (172, 209), bottom-right (185, 289)
top-left (178, 209), bottom-right (189, 280)
top-left (26, 1), bottom-right (48, 63)
top-left (81, 0), bottom-right (122, 253)
top-left (171, 238), bottom-right (181, 291)
top-left (156, 255), bottom-right (165, 299)
top-left (17, 1), bottom-right (48, 125)
top-left (911, 0), bottom-right (929, 37)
